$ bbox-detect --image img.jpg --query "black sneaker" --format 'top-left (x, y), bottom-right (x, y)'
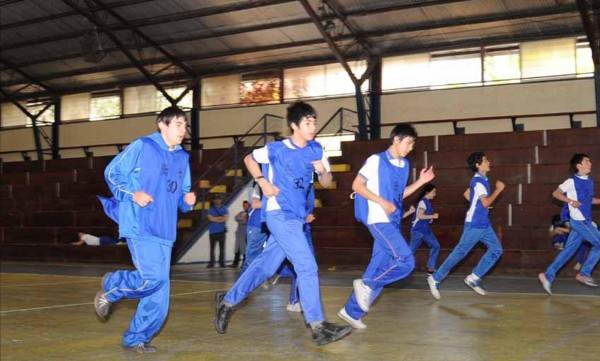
top-left (214, 291), bottom-right (234, 334)
top-left (123, 343), bottom-right (157, 354)
top-left (311, 321), bottom-right (352, 346)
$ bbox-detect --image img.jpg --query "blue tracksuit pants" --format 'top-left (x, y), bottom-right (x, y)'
top-left (544, 220), bottom-right (600, 283)
top-left (102, 239), bottom-right (171, 347)
top-left (343, 222), bottom-right (415, 320)
top-left (409, 229), bottom-right (440, 270)
top-left (224, 210), bottom-right (325, 323)
top-left (432, 224), bottom-right (503, 283)
top-left (239, 225), bottom-right (268, 276)
top-left (277, 224), bottom-right (314, 305)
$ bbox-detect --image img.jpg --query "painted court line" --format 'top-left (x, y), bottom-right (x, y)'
top-left (0, 279), bottom-right (97, 289)
top-left (0, 288), bottom-right (227, 314)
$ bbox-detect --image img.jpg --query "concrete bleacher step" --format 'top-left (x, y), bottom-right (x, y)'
top-left (538, 144), bottom-right (600, 165)
top-left (437, 130), bottom-right (544, 151)
top-left (546, 127), bottom-right (600, 147)
top-left (225, 169), bottom-right (243, 177)
top-left (314, 181), bottom-right (337, 190)
top-left (1, 226), bottom-right (118, 244)
top-left (177, 219), bottom-right (193, 228)
top-left (420, 147), bottom-right (537, 169)
top-left (210, 185), bottom-right (227, 193)
top-left (193, 201), bottom-right (210, 210)
top-left (0, 244), bottom-right (131, 264)
top-left (330, 164), bottom-right (351, 172)
top-left (315, 189), bottom-right (353, 206)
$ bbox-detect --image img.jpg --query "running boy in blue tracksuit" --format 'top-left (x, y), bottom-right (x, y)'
top-left (427, 152), bottom-right (505, 300)
top-left (214, 101), bottom-right (352, 346)
top-left (338, 124), bottom-right (434, 330)
top-left (94, 106), bottom-right (196, 354)
top-left (538, 153), bottom-right (600, 294)
top-left (272, 177), bottom-right (317, 312)
top-left (409, 183), bottom-right (441, 274)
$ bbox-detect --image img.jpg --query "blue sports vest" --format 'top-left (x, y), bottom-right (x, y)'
top-left (354, 151), bottom-right (409, 225)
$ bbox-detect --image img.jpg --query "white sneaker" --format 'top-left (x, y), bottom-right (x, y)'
top-left (464, 275), bottom-right (486, 296)
top-left (286, 302), bottom-right (302, 312)
top-left (427, 275), bottom-right (441, 300)
top-left (576, 273), bottom-right (598, 287)
top-left (338, 307), bottom-right (367, 329)
top-left (573, 262), bottom-right (582, 271)
top-left (353, 279), bottom-right (372, 312)
top-left (538, 273), bottom-right (552, 295)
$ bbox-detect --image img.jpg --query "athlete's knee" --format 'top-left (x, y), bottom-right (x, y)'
top-left (489, 246), bottom-right (503, 259)
top-left (398, 253), bottom-right (415, 271)
top-left (143, 275), bottom-right (168, 294)
top-left (291, 257), bottom-right (318, 276)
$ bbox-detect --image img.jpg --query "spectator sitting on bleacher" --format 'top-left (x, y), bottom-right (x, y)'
top-left (549, 214), bottom-right (570, 250)
top-left (71, 232), bottom-right (126, 246)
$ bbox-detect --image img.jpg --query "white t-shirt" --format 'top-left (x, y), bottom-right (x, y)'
top-left (558, 177), bottom-right (586, 221)
top-left (82, 234), bottom-right (100, 246)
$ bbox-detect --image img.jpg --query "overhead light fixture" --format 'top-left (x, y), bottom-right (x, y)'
top-left (79, 28), bottom-right (106, 63)
top-left (318, 0), bottom-right (336, 34)
top-left (324, 19), bottom-right (335, 32)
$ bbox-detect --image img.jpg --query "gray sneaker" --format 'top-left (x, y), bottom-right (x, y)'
top-left (464, 275), bottom-right (486, 296)
top-left (538, 273), bottom-right (552, 295)
top-left (123, 343), bottom-right (157, 354)
top-left (576, 273), bottom-right (598, 287)
top-left (94, 290), bottom-right (112, 320)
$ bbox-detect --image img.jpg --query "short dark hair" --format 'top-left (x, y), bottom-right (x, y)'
top-left (156, 106), bottom-right (187, 129)
top-left (418, 183), bottom-right (436, 200)
top-left (551, 214), bottom-right (561, 225)
top-left (389, 123), bottom-right (417, 144)
top-left (570, 153), bottom-right (589, 174)
top-left (286, 101), bottom-right (317, 128)
top-left (467, 152), bottom-right (486, 172)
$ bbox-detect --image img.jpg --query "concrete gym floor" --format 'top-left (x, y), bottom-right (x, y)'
top-left (1, 261), bottom-right (598, 361)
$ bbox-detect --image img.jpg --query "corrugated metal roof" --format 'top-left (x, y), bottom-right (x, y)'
top-left (0, 0), bottom-right (587, 99)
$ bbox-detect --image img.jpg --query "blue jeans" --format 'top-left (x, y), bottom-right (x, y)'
top-left (409, 229), bottom-right (440, 270)
top-left (544, 220), bottom-right (600, 282)
top-left (224, 211), bottom-right (325, 323)
top-left (103, 239), bottom-right (171, 347)
top-left (343, 222), bottom-right (415, 320)
top-left (432, 224), bottom-right (502, 283)
top-left (239, 225), bottom-right (268, 276)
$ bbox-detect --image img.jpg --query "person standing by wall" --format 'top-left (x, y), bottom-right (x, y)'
top-left (230, 201), bottom-right (249, 268)
top-left (207, 196), bottom-right (229, 268)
